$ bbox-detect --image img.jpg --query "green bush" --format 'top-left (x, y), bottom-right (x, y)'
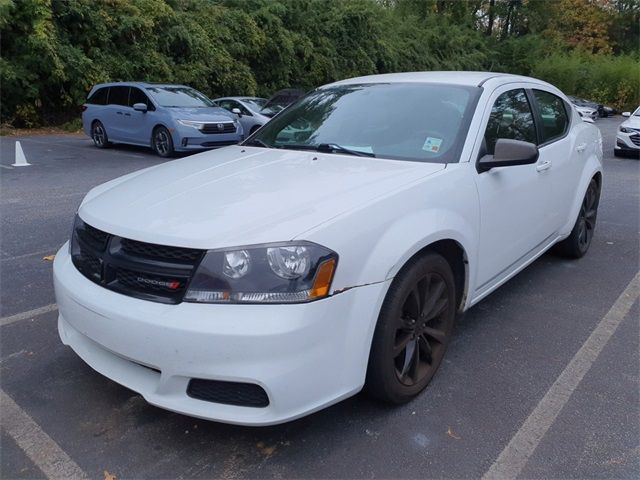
top-left (531, 52), bottom-right (640, 111)
top-left (1, 0), bottom-right (637, 127)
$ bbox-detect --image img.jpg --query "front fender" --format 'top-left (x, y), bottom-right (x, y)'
top-left (303, 165), bottom-right (479, 307)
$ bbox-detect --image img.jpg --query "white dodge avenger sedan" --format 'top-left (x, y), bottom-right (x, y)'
top-left (54, 72), bottom-right (603, 425)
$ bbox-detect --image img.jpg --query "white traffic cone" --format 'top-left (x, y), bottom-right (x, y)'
top-left (12, 141), bottom-right (31, 167)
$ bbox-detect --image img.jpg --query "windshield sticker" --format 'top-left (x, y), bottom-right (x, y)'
top-left (423, 137), bottom-right (443, 153)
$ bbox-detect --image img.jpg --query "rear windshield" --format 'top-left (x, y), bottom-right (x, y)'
top-left (145, 87), bottom-right (214, 108)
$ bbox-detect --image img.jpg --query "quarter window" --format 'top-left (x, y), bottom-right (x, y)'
top-left (484, 89), bottom-right (536, 154)
top-left (87, 87), bottom-right (108, 105)
top-left (108, 86), bottom-right (130, 106)
top-left (533, 90), bottom-right (568, 143)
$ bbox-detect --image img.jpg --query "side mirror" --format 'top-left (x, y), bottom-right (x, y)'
top-left (231, 108), bottom-right (242, 117)
top-left (133, 103), bottom-right (148, 112)
top-left (478, 139), bottom-right (539, 173)
top-left (581, 116), bottom-right (595, 124)
top-left (622, 112), bottom-right (631, 117)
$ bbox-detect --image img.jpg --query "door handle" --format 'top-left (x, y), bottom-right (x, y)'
top-left (116, 111), bottom-right (123, 115)
top-left (124, 113), bottom-right (131, 117)
top-left (575, 143), bottom-right (587, 153)
top-left (536, 160), bottom-right (552, 172)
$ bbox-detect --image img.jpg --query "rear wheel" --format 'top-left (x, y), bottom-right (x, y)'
top-left (153, 126), bottom-right (175, 157)
top-left (554, 178), bottom-right (600, 258)
top-left (91, 121), bottom-right (109, 148)
top-left (366, 252), bottom-right (456, 404)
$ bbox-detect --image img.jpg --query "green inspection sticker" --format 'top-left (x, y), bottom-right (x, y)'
top-left (422, 137), bottom-right (443, 153)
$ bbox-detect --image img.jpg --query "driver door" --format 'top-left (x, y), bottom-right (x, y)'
top-left (473, 86), bottom-right (557, 296)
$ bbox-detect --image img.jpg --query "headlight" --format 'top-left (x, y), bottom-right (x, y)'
top-left (177, 119), bottom-right (205, 129)
top-left (619, 126), bottom-right (633, 133)
top-left (184, 241), bottom-right (338, 304)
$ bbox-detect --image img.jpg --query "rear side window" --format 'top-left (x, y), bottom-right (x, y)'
top-left (129, 87), bottom-right (155, 111)
top-left (87, 87), bottom-right (108, 105)
top-left (533, 90), bottom-right (569, 143)
top-left (484, 89), bottom-right (537, 154)
top-left (108, 86), bottom-right (129, 106)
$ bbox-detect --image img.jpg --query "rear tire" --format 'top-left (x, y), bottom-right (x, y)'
top-left (554, 178), bottom-right (600, 259)
top-left (153, 126), bottom-right (175, 158)
top-left (365, 252), bottom-right (456, 404)
top-left (91, 121), bottom-right (110, 148)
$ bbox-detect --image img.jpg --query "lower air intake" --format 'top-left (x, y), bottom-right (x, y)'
top-left (186, 379), bottom-right (269, 408)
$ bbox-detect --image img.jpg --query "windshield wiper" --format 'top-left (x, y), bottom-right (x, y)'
top-left (317, 143), bottom-right (376, 157)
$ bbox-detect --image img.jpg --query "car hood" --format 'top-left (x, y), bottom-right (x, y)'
top-left (79, 146), bottom-right (446, 249)
top-left (621, 116), bottom-right (640, 129)
top-left (169, 107), bottom-right (235, 122)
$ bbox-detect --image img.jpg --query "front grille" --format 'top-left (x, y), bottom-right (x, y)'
top-left (120, 238), bottom-right (201, 263)
top-left (630, 135), bottom-right (640, 146)
top-left (187, 379), bottom-right (269, 408)
top-left (201, 122), bottom-right (236, 134)
top-left (71, 218), bottom-right (205, 304)
top-left (77, 222), bottom-right (109, 250)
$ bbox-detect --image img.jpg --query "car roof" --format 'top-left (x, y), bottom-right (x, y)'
top-left (214, 96), bottom-right (267, 102)
top-left (324, 71), bottom-right (547, 88)
top-left (92, 82), bottom-right (191, 89)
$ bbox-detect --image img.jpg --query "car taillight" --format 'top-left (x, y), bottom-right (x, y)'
top-left (81, 105), bottom-right (88, 112)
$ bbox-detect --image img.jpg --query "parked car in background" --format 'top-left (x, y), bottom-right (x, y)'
top-left (83, 82), bottom-right (244, 157)
top-left (56, 71), bottom-right (603, 425)
top-left (260, 89), bottom-right (306, 118)
top-left (574, 104), bottom-right (598, 121)
top-left (614, 107), bottom-right (640, 157)
top-left (568, 95), bottom-right (615, 117)
top-left (214, 97), bottom-right (270, 135)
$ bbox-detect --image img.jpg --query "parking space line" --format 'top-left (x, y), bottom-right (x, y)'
top-left (482, 271), bottom-right (640, 480)
top-left (0, 304), bottom-right (58, 327)
top-left (1, 389), bottom-right (88, 479)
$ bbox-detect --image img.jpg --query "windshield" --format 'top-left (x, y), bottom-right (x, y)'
top-left (146, 86), bottom-right (214, 108)
top-left (242, 98), bottom-right (267, 112)
top-left (248, 83), bottom-right (480, 163)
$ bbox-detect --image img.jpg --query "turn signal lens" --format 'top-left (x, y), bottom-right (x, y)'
top-left (309, 258), bottom-right (337, 299)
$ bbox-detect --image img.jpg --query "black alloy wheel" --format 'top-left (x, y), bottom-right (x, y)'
top-left (555, 178), bottom-right (600, 258)
top-left (366, 252), bottom-right (456, 404)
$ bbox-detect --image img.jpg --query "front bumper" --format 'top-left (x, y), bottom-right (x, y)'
top-left (615, 132), bottom-right (640, 152)
top-left (172, 124), bottom-right (243, 152)
top-left (53, 244), bottom-right (389, 425)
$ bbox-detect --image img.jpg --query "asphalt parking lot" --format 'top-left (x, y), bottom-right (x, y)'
top-left (1, 117), bottom-right (638, 479)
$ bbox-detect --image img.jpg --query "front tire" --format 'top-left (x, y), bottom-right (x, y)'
top-left (365, 252), bottom-right (456, 404)
top-left (91, 121), bottom-right (110, 148)
top-left (153, 126), bottom-right (175, 158)
top-left (554, 178), bottom-right (600, 258)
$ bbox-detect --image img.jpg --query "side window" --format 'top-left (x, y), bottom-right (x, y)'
top-left (485, 89), bottom-right (537, 154)
top-left (87, 87), bottom-right (108, 105)
top-left (128, 87), bottom-right (155, 111)
top-left (108, 86), bottom-right (129, 106)
top-left (218, 100), bottom-right (234, 111)
top-left (533, 90), bottom-right (568, 143)
top-left (234, 101), bottom-right (251, 116)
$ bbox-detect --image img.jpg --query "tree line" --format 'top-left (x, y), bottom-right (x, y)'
top-left (1, 0), bottom-right (638, 127)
